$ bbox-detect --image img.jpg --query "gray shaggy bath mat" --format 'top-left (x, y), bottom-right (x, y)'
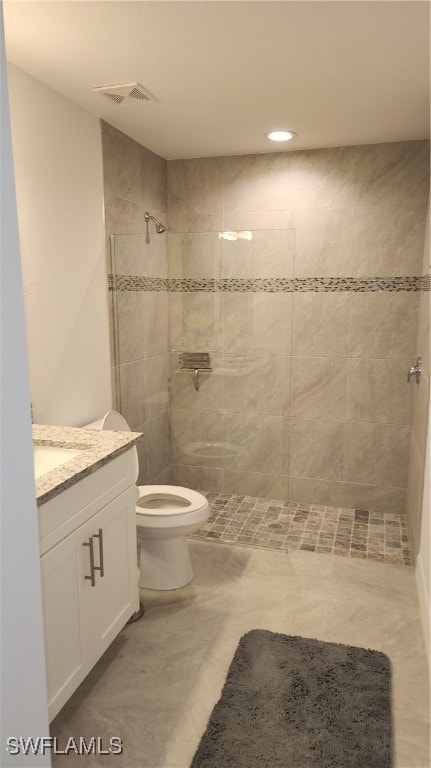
top-left (191, 630), bottom-right (392, 768)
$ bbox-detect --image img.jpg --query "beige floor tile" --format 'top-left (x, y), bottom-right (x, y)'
top-left (392, 663), bottom-right (430, 725)
top-left (247, 546), bottom-right (334, 575)
top-left (322, 597), bottom-right (424, 664)
top-left (395, 723), bottom-right (431, 768)
top-left (329, 555), bottom-right (417, 609)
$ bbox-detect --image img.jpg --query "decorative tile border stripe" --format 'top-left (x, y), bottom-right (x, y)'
top-left (108, 274), bottom-right (428, 293)
top-left (220, 278), bottom-right (293, 292)
top-left (295, 276), bottom-right (422, 292)
top-left (170, 278), bottom-right (218, 292)
top-left (420, 273), bottom-right (431, 291)
top-left (108, 275), bottom-right (168, 291)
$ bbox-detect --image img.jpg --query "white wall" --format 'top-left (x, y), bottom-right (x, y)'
top-left (7, 64), bottom-right (112, 427)
top-left (1, 8), bottom-right (50, 764)
top-left (415, 201), bottom-right (430, 671)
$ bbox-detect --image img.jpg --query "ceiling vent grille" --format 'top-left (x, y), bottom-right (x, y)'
top-left (92, 82), bottom-right (157, 104)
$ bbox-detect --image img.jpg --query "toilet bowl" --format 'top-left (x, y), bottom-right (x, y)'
top-left (85, 411), bottom-right (210, 590)
top-left (136, 485), bottom-right (209, 590)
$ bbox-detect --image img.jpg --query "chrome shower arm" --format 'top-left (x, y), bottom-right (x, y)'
top-left (144, 211), bottom-right (167, 243)
top-left (145, 211), bottom-right (157, 225)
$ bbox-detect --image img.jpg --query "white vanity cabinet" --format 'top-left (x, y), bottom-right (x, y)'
top-left (38, 449), bottom-right (139, 721)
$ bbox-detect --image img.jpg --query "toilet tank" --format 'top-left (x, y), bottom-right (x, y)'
top-left (85, 411), bottom-right (131, 432)
top-left (85, 412), bottom-right (139, 485)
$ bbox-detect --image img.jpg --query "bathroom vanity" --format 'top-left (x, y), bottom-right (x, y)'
top-left (33, 424), bottom-right (143, 722)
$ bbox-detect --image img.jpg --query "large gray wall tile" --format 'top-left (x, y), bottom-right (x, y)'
top-left (170, 292), bottom-right (222, 352)
top-left (347, 358), bottom-right (413, 425)
top-left (104, 194), bottom-right (144, 236)
top-left (152, 465), bottom-right (172, 486)
top-left (116, 292), bottom-right (146, 363)
top-left (289, 476), bottom-right (343, 507)
top-left (416, 287), bottom-right (430, 383)
top-left (223, 355), bottom-right (290, 416)
top-left (102, 120), bottom-right (142, 202)
top-left (145, 412), bottom-right (171, 482)
top-left (140, 144), bottom-right (167, 213)
top-left (223, 210), bottom-right (295, 232)
top-left (223, 293), bottom-right (292, 355)
top-left (288, 146), bottom-right (359, 209)
top-left (223, 469), bottom-right (289, 500)
top-left (134, 424), bottom-right (147, 485)
top-left (289, 418), bottom-right (344, 481)
top-left (142, 292), bottom-right (169, 357)
top-left (171, 408), bottom-right (225, 467)
top-left (168, 157), bottom-right (223, 215)
top-left (222, 412), bottom-right (283, 475)
top-left (113, 232), bottom-right (167, 278)
top-left (292, 293), bottom-right (351, 357)
top-left (117, 291), bottom-right (169, 363)
top-left (222, 152), bottom-right (290, 212)
top-left (171, 464), bottom-right (224, 492)
top-left (344, 422), bottom-right (411, 487)
top-left (293, 207), bottom-right (355, 277)
top-left (406, 435), bottom-right (426, 556)
top-left (409, 366), bottom-right (429, 461)
top-left (291, 357), bottom-right (348, 419)
top-left (354, 204), bottom-right (427, 276)
top-left (341, 482), bottom-right (407, 516)
top-left (222, 229), bottom-right (294, 279)
top-left (119, 353), bottom-right (169, 430)
top-left (357, 140), bottom-right (429, 207)
top-left (167, 212), bottom-right (223, 233)
top-left (168, 232), bottom-right (222, 278)
top-left (350, 293), bottom-right (419, 359)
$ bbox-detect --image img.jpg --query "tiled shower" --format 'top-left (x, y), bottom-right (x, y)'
top-left (102, 122), bottom-right (430, 561)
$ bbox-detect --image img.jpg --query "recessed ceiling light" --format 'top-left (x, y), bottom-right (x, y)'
top-left (266, 130), bottom-right (296, 142)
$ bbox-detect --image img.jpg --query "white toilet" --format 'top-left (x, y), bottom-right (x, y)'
top-left (85, 411), bottom-right (210, 590)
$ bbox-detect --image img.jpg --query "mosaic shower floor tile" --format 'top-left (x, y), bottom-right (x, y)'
top-left (189, 492), bottom-right (411, 566)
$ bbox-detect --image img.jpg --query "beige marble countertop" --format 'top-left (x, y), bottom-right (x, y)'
top-left (33, 424), bottom-right (143, 507)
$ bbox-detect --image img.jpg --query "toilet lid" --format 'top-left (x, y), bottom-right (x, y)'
top-left (101, 411), bottom-right (130, 431)
top-left (136, 485), bottom-right (208, 515)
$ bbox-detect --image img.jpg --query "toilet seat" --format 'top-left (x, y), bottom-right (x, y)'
top-left (136, 485), bottom-right (207, 515)
top-left (135, 485), bottom-right (209, 533)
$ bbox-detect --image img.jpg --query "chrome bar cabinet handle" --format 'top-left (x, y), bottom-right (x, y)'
top-left (83, 536), bottom-right (96, 587)
top-left (93, 528), bottom-right (104, 578)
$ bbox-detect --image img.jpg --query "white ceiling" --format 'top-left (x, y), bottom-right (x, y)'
top-left (3, 0), bottom-right (430, 160)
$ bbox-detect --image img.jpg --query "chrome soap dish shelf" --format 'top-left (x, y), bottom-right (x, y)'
top-left (179, 352), bottom-right (212, 391)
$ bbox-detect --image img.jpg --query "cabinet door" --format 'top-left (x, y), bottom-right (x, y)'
top-left (81, 486), bottom-right (139, 664)
top-left (41, 486), bottom-right (138, 720)
top-left (40, 525), bottom-right (91, 720)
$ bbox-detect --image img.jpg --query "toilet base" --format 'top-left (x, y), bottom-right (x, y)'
top-left (139, 536), bottom-right (194, 590)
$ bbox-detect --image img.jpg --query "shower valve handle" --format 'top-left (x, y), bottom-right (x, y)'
top-left (407, 357), bottom-right (422, 384)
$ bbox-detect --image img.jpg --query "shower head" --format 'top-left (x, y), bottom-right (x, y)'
top-left (145, 211), bottom-right (166, 232)
top-left (144, 211), bottom-right (167, 244)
